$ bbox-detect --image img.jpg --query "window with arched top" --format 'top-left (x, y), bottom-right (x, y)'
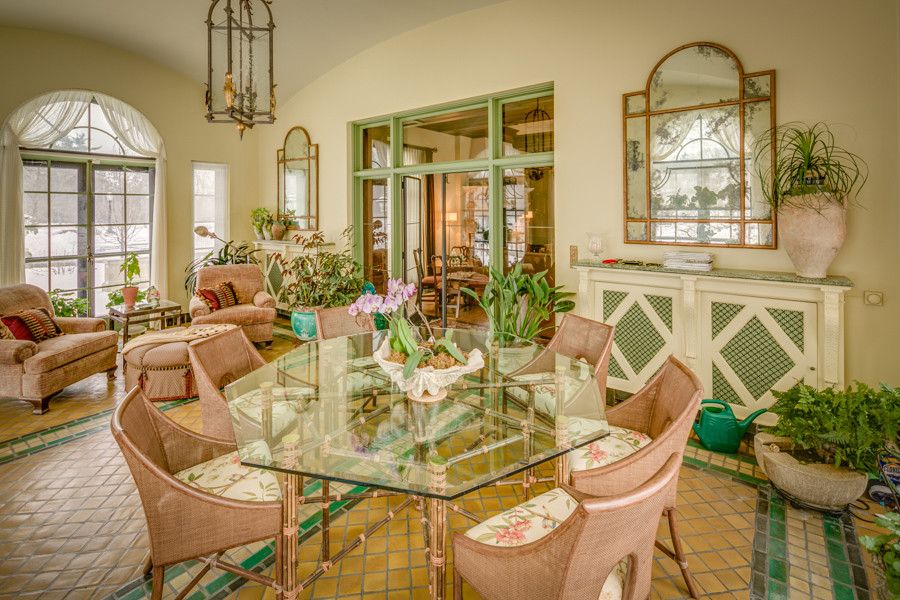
top-left (623, 42), bottom-right (776, 247)
top-left (49, 101), bottom-right (147, 157)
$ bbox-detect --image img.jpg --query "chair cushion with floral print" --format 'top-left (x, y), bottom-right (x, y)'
top-left (569, 425), bottom-right (653, 472)
top-left (507, 372), bottom-right (596, 415)
top-left (174, 440), bottom-right (281, 502)
top-left (464, 487), bottom-right (627, 600)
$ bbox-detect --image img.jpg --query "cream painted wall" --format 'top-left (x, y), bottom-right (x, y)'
top-left (258, 0), bottom-right (899, 385)
top-left (0, 26), bottom-right (259, 306)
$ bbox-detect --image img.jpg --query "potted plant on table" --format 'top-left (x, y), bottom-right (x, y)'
top-left (120, 252), bottom-right (142, 308)
top-left (754, 122), bottom-right (867, 278)
top-left (278, 227), bottom-right (365, 340)
top-left (250, 207), bottom-right (275, 240)
top-left (350, 279), bottom-right (484, 402)
top-left (754, 381), bottom-right (900, 513)
top-left (861, 512), bottom-right (900, 600)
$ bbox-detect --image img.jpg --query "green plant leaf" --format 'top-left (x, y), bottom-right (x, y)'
top-left (403, 350), bottom-right (425, 378)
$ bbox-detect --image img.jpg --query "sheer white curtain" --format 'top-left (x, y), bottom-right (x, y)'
top-left (0, 91), bottom-right (167, 296)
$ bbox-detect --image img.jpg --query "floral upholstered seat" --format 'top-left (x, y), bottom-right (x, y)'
top-left (464, 487), bottom-right (628, 600)
top-left (507, 372), bottom-right (594, 415)
top-left (569, 425), bottom-right (652, 472)
top-left (174, 441), bottom-right (281, 502)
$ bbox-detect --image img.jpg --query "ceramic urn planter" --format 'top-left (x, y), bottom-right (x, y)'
top-left (754, 432), bottom-right (868, 513)
top-left (777, 195), bottom-right (847, 279)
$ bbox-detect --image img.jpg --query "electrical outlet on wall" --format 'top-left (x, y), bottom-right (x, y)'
top-left (863, 290), bottom-right (884, 306)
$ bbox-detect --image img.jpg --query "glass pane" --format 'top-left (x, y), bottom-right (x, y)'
top-left (24, 193), bottom-right (48, 226)
top-left (94, 286), bottom-right (119, 315)
top-left (95, 194), bottom-right (125, 224)
top-left (440, 171), bottom-right (489, 272)
top-left (126, 169), bottom-right (151, 194)
top-left (94, 167), bottom-right (124, 193)
top-left (625, 117), bottom-right (647, 218)
top-left (194, 168), bottom-right (215, 195)
top-left (651, 221), bottom-right (739, 245)
top-left (94, 256), bottom-right (124, 288)
top-left (362, 178), bottom-right (390, 293)
top-left (503, 167), bottom-right (554, 284)
top-left (51, 163), bottom-right (84, 192)
top-left (626, 222), bottom-right (647, 241)
top-left (744, 99), bottom-right (772, 220)
top-left (51, 128), bottom-right (89, 153)
top-left (402, 176), bottom-right (423, 283)
top-left (23, 162), bottom-right (48, 192)
top-left (625, 93), bottom-right (646, 115)
top-left (51, 194), bottom-right (86, 225)
top-left (650, 107), bottom-right (741, 223)
top-left (127, 196), bottom-right (151, 223)
top-left (126, 224), bottom-right (151, 251)
top-left (25, 261), bottom-right (49, 289)
top-left (50, 226), bottom-right (88, 257)
top-left (649, 45), bottom-right (740, 111)
top-left (283, 161), bottom-right (308, 216)
top-left (502, 95), bottom-right (554, 156)
top-left (362, 125), bottom-right (391, 169)
top-left (137, 253), bottom-right (150, 282)
top-left (402, 107), bottom-right (488, 165)
top-left (25, 227), bottom-right (49, 259)
top-left (89, 129), bottom-right (124, 155)
top-left (94, 226), bottom-right (126, 254)
top-left (49, 259), bottom-right (83, 290)
top-left (744, 74), bottom-right (771, 99)
top-left (745, 222), bottom-right (773, 247)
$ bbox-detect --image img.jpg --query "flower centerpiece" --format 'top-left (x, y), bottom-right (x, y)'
top-left (350, 279), bottom-right (484, 402)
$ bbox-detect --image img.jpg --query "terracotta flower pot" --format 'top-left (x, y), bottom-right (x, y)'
top-left (777, 195), bottom-right (847, 279)
top-left (122, 286), bottom-right (139, 308)
top-left (271, 223), bottom-right (286, 241)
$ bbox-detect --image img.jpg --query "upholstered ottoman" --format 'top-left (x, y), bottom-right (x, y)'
top-left (123, 324), bottom-right (237, 401)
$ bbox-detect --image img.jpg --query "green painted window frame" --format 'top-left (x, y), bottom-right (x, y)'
top-left (351, 84), bottom-right (555, 280)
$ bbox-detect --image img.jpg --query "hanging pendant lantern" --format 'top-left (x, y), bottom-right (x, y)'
top-left (523, 97), bottom-right (552, 181)
top-left (205, 0), bottom-right (276, 138)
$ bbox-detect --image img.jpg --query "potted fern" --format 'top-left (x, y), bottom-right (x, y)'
top-left (754, 122), bottom-right (867, 278)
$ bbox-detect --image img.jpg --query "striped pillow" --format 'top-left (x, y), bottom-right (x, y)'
top-left (195, 282), bottom-right (239, 312)
top-left (1, 308), bottom-right (63, 342)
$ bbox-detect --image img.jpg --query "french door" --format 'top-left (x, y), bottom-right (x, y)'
top-left (22, 157), bottom-right (155, 316)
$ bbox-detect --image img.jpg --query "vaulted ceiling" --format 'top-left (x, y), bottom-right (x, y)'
top-left (0, 0), bottom-right (505, 99)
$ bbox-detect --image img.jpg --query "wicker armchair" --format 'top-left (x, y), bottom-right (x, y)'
top-left (187, 327), bottom-right (266, 442)
top-left (189, 264), bottom-right (276, 345)
top-left (111, 387), bottom-right (283, 600)
top-left (569, 355), bottom-right (703, 598)
top-left (314, 306), bottom-right (375, 340)
top-left (453, 454), bottom-right (681, 600)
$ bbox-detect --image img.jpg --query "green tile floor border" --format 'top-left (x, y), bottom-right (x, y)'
top-left (823, 512), bottom-right (872, 600)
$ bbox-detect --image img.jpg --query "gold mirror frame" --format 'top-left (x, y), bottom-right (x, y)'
top-left (623, 42), bottom-right (777, 248)
top-left (277, 126), bottom-right (319, 230)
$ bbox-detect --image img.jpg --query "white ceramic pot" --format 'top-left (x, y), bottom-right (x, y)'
top-left (372, 339), bottom-right (484, 401)
top-left (777, 195), bottom-right (847, 279)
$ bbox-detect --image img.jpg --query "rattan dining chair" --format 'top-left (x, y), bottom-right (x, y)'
top-left (111, 387), bottom-right (284, 600)
top-left (188, 327), bottom-right (266, 442)
top-left (315, 306), bottom-right (375, 340)
top-left (453, 453), bottom-right (682, 600)
top-left (568, 355), bottom-right (704, 598)
top-left (414, 248), bottom-right (439, 311)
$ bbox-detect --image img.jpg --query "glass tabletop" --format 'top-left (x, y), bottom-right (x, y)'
top-left (225, 328), bottom-right (609, 500)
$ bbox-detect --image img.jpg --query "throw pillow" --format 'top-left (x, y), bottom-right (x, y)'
top-left (0, 308), bottom-right (63, 342)
top-left (0, 321), bottom-right (14, 340)
top-left (195, 282), bottom-right (239, 312)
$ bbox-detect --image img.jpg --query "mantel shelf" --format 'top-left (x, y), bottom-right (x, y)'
top-left (572, 259), bottom-right (853, 289)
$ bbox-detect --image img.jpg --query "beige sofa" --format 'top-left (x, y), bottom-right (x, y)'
top-left (0, 284), bottom-right (118, 414)
top-left (188, 264), bottom-right (276, 344)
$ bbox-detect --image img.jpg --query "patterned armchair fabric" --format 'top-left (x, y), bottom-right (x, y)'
top-left (0, 284), bottom-right (117, 414)
top-left (190, 265), bottom-right (276, 343)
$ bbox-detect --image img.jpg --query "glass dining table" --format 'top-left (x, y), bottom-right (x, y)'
top-left (225, 328), bottom-right (609, 600)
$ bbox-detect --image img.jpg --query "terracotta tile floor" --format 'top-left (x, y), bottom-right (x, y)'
top-left (0, 322), bottom-right (888, 599)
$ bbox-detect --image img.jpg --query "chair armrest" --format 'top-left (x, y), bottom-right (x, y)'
top-left (0, 339), bottom-right (38, 364)
top-left (55, 316), bottom-right (107, 334)
top-left (189, 296), bottom-right (211, 318)
top-left (252, 291), bottom-right (276, 309)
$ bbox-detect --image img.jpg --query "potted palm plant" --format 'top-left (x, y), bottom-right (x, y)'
top-left (754, 122), bottom-right (867, 278)
top-left (278, 227), bottom-right (365, 340)
top-left (184, 226), bottom-right (259, 293)
top-left (120, 253), bottom-right (141, 308)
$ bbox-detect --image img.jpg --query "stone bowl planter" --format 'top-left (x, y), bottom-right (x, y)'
top-left (372, 338), bottom-right (484, 402)
top-left (777, 195), bottom-right (847, 279)
top-left (754, 432), bottom-right (868, 512)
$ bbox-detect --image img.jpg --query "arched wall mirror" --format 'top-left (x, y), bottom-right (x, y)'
top-left (623, 42), bottom-right (776, 247)
top-left (277, 126), bottom-right (319, 230)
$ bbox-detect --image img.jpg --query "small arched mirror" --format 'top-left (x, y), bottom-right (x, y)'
top-left (278, 126), bottom-right (318, 230)
top-left (623, 42), bottom-right (776, 247)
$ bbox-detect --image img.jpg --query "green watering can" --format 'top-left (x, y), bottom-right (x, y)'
top-left (692, 399), bottom-right (766, 454)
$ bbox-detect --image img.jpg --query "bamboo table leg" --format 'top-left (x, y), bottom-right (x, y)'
top-left (281, 472), bottom-right (300, 598)
top-left (426, 497), bottom-right (447, 600)
top-left (554, 365), bottom-right (570, 486)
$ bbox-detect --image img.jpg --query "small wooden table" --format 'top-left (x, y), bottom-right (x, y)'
top-left (108, 300), bottom-right (184, 344)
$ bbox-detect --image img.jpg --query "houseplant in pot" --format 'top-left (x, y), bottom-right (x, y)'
top-left (278, 227), bottom-right (365, 340)
top-left (350, 279), bottom-right (484, 402)
top-left (271, 210), bottom-right (294, 241)
top-left (120, 252), bottom-right (142, 308)
top-left (250, 207), bottom-right (274, 240)
top-left (861, 511), bottom-right (900, 599)
top-left (184, 226), bottom-right (259, 293)
top-left (754, 381), bottom-right (899, 512)
top-left (754, 122), bottom-right (867, 278)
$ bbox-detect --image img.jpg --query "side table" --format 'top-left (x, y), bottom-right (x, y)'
top-left (108, 300), bottom-right (185, 344)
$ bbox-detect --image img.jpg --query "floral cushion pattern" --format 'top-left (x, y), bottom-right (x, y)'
top-left (570, 425), bottom-right (652, 472)
top-left (174, 441), bottom-right (281, 502)
top-left (464, 487), bottom-right (627, 600)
